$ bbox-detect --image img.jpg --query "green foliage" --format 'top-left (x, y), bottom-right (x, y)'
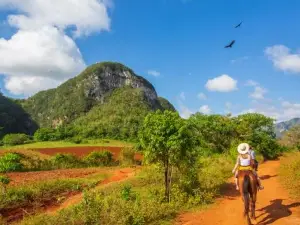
top-left (119, 147), bottom-right (136, 166)
top-left (121, 184), bottom-right (137, 201)
top-left (188, 112), bottom-right (284, 159)
top-left (279, 152), bottom-right (300, 198)
top-left (0, 175), bottom-right (10, 185)
top-left (0, 94), bottom-right (38, 139)
top-left (34, 128), bottom-right (59, 141)
top-left (21, 62), bottom-right (174, 134)
top-left (2, 133), bottom-right (32, 146)
top-left (84, 151), bottom-right (113, 166)
top-left (279, 125), bottom-right (300, 150)
top-left (139, 110), bottom-right (197, 201)
top-left (21, 156), bottom-right (232, 225)
top-left (50, 153), bottom-right (83, 169)
top-left (0, 153), bottom-right (24, 172)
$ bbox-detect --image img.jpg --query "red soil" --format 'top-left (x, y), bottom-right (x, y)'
top-left (46, 167), bottom-right (139, 214)
top-left (35, 146), bottom-right (143, 161)
top-left (7, 167), bottom-right (114, 187)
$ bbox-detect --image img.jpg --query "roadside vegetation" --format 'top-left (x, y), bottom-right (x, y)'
top-left (279, 125), bottom-right (300, 198)
top-left (15, 110), bottom-right (287, 225)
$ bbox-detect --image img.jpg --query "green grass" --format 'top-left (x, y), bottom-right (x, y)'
top-left (20, 154), bottom-right (233, 225)
top-left (0, 172), bottom-right (109, 214)
top-left (1, 139), bottom-right (134, 150)
top-left (279, 151), bottom-right (300, 198)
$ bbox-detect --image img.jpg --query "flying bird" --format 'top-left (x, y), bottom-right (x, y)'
top-left (225, 40), bottom-right (235, 48)
top-left (235, 21), bottom-right (243, 28)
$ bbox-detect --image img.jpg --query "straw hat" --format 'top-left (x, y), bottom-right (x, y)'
top-left (237, 143), bottom-right (250, 154)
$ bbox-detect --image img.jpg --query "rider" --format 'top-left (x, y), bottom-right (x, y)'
top-left (232, 143), bottom-right (264, 191)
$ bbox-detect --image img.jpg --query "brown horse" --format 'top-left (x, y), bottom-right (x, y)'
top-left (238, 170), bottom-right (258, 225)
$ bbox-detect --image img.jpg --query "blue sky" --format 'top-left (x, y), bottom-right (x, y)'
top-left (0, 0), bottom-right (299, 121)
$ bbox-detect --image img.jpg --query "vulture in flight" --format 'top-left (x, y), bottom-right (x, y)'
top-left (225, 40), bottom-right (235, 48)
top-left (235, 21), bottom-right (243, 28)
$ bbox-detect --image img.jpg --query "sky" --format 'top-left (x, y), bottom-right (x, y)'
top-left (0, 0), bottom-right (299, 122)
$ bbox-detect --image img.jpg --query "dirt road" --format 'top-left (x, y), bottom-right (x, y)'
top-left (46, 167), bottom-right (139, 214)
top-left (175, 160), bottom-right (300, 225)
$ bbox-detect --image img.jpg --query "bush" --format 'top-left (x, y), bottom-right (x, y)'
top-left (51, 153), bottom-right (83, 169)
top-left (34, 128), bottom-right (59, 141)
top-left (119, 147), bottom-right (136, 166)
top-left (2, 133), bottom-right (31, 146)
top-left (0, 175), bottom-right (10, 185)
top-left (0, 153), bottom-right (24, 172)
top-left (84, 151), bottom-right (113, 166)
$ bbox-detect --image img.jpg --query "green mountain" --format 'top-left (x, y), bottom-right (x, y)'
top-left (17, 62), bottom-right (175, 140)
top-left (275, 118), bottom-right (300, 138)
top-left (0, 93), bottom-right (38, 138)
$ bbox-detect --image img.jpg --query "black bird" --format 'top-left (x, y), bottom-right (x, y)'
top-left (235, 21), bottom-right (243, 28)
top-left (225, 40), bottom-right (235, 48)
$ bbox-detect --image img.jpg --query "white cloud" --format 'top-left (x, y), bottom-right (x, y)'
top-left (0, 0), bottom-right (111, 37)
top-left (265, 45), bottom-right (300, 74)
top-left (197, 92), bottom-right (207, 100)
top-left (205, 74), bottom-right (237, 92)
top-left (250, 86), bottom-right (267, 100)
top-left (147, 70), bottom-right (160, 77)
top-left (0, 0), bottom-right (112, 96)
top-left (199, 105), bottom-right (211, 114)
top-left (238, 99), bottom-right (300, 122)
top-left (178, 102), bottom-right (194, 119)
top-left (245, 80), bottom-right (259, 86)
top-left (4, 76), bottom-right (63, 96)
top-left (0, 27), bottom-right (85, 79)
top-left (179, 92), bottom-right (185, 101)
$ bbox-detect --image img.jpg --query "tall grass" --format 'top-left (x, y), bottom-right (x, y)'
top-left (279, 152), bottom-right (300, 198)
top-left (1, 139), bottom-right (134, 150)
top-left (0, 173), bottom-right (108, 214)
top-left (21, 154), bottom-right (233, 225)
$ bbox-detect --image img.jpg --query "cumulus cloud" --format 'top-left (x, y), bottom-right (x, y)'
top-left (250, 86), bottom-right (267, 100)
top-left (147, 70), bottom-right (160, 77)
top-left (0, 0), bottom-right (112, 96)
top-left (205, 74), bottom-right (237, 92)
top-left (178, 102), bottom-right (194, 119)
top-left (245, 80), bottom-right (267, 100)
top-left (265, 45), bottom-right (300, 74)
top-left (199, 105), bottom-right (211, 114)
top-left (238, 99), bottom-right (300, 122)
top-left (197, 92), bottom-right (207, 100)
top-left (0, 0), bottom-right (111, 37)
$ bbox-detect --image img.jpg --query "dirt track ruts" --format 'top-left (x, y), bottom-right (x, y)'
top-left (175, 160), bottom-right (300, 225)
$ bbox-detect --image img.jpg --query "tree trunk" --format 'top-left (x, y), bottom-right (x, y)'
top-left (164, 160), bottom-right (169, 202)
top-left (168, 165), bottom-right (173, 202)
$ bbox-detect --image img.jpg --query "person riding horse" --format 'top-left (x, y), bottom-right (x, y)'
top-left (232, 143), bottom-right (264, 190)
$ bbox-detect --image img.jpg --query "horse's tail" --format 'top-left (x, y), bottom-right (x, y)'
top-left (243, 174), bottom-right (250, 217)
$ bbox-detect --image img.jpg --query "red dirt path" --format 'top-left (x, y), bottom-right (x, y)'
top-left (45, 167), bottom-right (139, 213)
top-left (175, 160), bottom-right (300, 225)
top-left (35, 146), bottom-right (143, 161)
top-left (7, 167), bottom-right (114, 187)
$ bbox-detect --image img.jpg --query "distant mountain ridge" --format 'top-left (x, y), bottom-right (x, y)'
top-left (275, 118), bottom-right (300, 138)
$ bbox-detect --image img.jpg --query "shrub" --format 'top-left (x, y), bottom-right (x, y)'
top-left (84, 151), bottom-right (113, 166)
top-left (2, 133), bottom-right (31, 146)
top-left (34, 128), bottom-right (59, 141)
top-left (0, 175), bottom-right (10, 194)
top-left (51, 153), bottom-right (83, 169)
top-left (0, 153), bottom-right (24, 172)
top-left (119, 147), bottom-right (136, 166)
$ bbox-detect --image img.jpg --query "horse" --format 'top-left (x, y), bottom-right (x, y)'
top-left (238, 169), bottom-right (258, 225)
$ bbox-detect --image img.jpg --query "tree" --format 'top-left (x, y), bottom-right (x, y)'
top-left (279, 125), bottom-right (300, 150)
top-left (139, 110), bottom-right (197, 202)
top-left (188, 113), bottom-right (236, 154)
